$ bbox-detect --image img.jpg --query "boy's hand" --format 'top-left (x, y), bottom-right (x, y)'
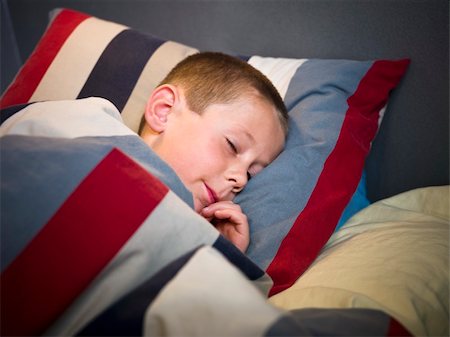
top-left (201, 201), bottom-right (250, 253)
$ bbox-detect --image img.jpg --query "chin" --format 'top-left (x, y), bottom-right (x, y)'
top-left (193, 199), bottom-right (203, 213)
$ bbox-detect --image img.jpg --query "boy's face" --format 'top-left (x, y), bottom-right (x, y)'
top-left (145, 89), bottom-right (285, 213)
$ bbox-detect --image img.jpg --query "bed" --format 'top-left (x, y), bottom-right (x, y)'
top-left (1, 0), bottom-right (448, 336)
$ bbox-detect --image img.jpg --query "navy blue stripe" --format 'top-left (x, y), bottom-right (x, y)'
top-left (1, 102), bottom-right (33, 124)
top-left (77, 246), bottom-right (201, 336)
top-left (77, 29), bottom-right (165, 111)
top-left (75, 241), bottom-right (263, 335)
top-left (76, 246), bottom-right (202, 336)
top-left (213, 236), bottom-right (265, 280)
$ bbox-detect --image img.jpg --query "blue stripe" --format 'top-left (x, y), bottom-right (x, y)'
top-left (213, 235), bottom-right (265, 280)
top-left (77, 29), bottom-right (165, 111)
top-left (336, 171), bottom-right (370, 230)
top-left (236, 59), bottom-right (373, 269)
top-left (0, 102), bottom-right (34, 124)
top-left (76, 247), bottom-right (201, 336)
top-left (0, 135), bottom-right (114, 271)
top-left (76, 242), bottom-right (264, 336)
top-left (0, 134), bottom-right (193, 272)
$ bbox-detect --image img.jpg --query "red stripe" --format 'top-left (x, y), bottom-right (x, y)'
top-left (0, 9), bottom-right (90, 109)
top-left (267, 59), bottom-right (410, 297)
top-left (387, 317), bottom-right (412, 336)
top-left (0, 148), bottom-right (169, 336)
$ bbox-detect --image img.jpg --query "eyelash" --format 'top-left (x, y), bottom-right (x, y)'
top-left (226, 138), bottom-right (238, 154)
top-left (226, 138), bottom-right (252, 181)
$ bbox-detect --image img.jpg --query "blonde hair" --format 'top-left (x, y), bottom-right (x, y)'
top-left (140, 52), bottom-right (288, 134)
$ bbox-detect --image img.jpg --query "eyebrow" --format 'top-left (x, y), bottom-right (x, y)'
top-left (246, 131), bottom-right (273, 168)
top-left (236, 126), bottom-right (274, 167)
top-left (242, 129), bottom-right (255, 144)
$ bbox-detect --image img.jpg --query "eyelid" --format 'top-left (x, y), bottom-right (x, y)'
top-left (226, 138), bottom-right (238, 154)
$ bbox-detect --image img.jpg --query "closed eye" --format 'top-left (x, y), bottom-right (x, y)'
top-left (226, 138), bottom-right (238, 154)
top-left (226, 137), bottom-right (252, 181)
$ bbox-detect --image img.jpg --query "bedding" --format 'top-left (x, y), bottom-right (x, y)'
top-left (0, 99), bottom-right (414, 336)
top-left (270, 186), bottom-right (450, 337)
top-left (0, 8), bottom-right (410, 296)
top-left (1, 2), bottom-right (448, 336)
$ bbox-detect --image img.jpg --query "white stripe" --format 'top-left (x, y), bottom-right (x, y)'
top-left (44, 191), bottom-right (219, 336)
top-left (248, 56), bottom-right (307, 99)
top-left (30, 17), bottom-right (127, 102)
top-left (144, 246), bottom-right (283, 336)
top-left (121, 41), bottom-right (199, 133)
top-left (0, 97), bottom-right (133, 138)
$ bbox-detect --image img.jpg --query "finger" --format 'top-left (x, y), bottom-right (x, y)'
top-left (201, 214), bottom-right (214, 222)
top-left (215, 217), bottom-right (250, 240)
top-left (213, 208), bottom-right (247, 227)
top-left (201, 201), bottom-right (241, 217)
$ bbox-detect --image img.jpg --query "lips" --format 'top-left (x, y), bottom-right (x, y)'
top-left (204, 183), bottom-right (218, 205)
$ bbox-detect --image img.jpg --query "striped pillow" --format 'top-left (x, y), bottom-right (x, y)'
top-left (0, 8), bottom-right (409, 296)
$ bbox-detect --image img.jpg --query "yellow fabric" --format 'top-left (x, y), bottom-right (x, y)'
top-left (269, 186), bottom-right (449, 337)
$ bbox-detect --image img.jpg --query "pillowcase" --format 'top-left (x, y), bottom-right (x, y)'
top-left (0, 8), bottom-right (409, 296)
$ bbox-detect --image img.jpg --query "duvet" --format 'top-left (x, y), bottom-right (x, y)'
top-left (1, 98), bottom-right (412, 336)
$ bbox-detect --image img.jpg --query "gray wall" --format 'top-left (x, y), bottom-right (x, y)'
top-left (2, 0), bottom-right (449, 202)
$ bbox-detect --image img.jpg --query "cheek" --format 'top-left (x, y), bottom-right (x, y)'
top-left (171, 137), bottom-right (223, 183)
top-left (191, 138), bottom-right (227, 178)
top-left (193, 141), bottom-right (223, 172)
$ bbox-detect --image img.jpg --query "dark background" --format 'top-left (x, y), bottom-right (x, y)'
top-left (1, 0), bottom-right (448, 202)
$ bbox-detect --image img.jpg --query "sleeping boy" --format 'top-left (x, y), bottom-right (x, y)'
top-left (138, 52), bottom-right (288, 252)
top-left (0, 52), bottom-right (288, 253)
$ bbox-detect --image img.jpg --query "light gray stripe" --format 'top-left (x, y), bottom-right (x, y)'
top-left (1, 134), bottom-right (193, 271)
top-left (236, 59), bottom-right (372, 268)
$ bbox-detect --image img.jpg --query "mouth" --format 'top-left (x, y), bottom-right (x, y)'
top-left (204, 183), bottom-right (219, 205)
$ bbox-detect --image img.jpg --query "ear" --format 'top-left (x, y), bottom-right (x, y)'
top-left (144, 84), bottom-right (177, 133)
